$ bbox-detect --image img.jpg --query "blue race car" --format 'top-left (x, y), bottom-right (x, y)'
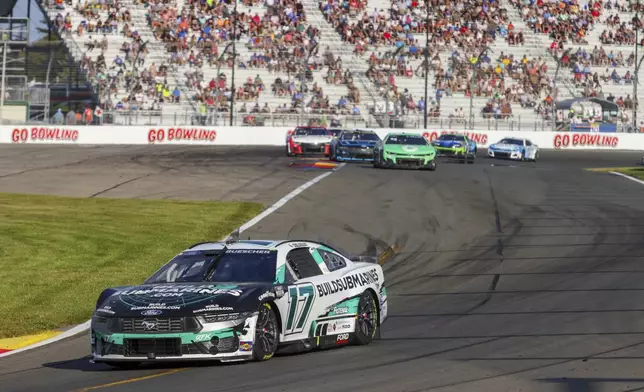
top-left (430, 133), bottom-right (477, 163)
top-left (330, 129), bottom-right (381, 162)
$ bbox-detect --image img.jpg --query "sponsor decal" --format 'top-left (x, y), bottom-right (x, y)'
top-left (421, 131), bottom-right (488, 145)
top-left (226, 249), bottom-right (272, 254)
top-left (258, 291), bottom-right (276, 301)
top-left (316, 268), bottom-right (379, 297)
top-left (332, 306), bottom-right (349, 315)
top-left (116, 285), bottom-right (243, 297)
top-left (553, 133), bottom-right (619, 148)
top-left (141, 309), bottom-right (162, 316)
top-left (336, 333), bottom-right (349, 343)
top-left (147, 128), bottom-right (217, 144)
top-left (11, 127), bottom-right (80, 143)
top-left (97, 306), bottom-right (116, 315)
top-left (274, 286), bottom-right (285, 298)
top-left (288, 242), bottom-right (308, 248)
top-left (131, 303), bottom-right (181, 311)
top-left (239, 341), bottom-right (253, 352)
top-left (193, 304), bottom-right (234, 313)
top-left (194, 334), bottom-right (211, 342)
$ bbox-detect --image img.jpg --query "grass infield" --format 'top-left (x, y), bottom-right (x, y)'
top-left (587, 166), bottom-right (644, 181)
top-left (0, 192), bottom-right (263, 338)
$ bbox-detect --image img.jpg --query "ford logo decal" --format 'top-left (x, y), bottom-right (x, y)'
top-left (141, 309), bottom-right (162, 316)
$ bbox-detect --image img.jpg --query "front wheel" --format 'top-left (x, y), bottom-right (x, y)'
top-left (428, 160), bottom-right (437, 171)
top-left (352, 291), bottom-right (379, 346)
top-left (252, 303), bottom-right (279, 361)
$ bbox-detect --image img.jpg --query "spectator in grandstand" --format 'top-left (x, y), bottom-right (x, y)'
top-left (509, 0), bottom-right (601, 45)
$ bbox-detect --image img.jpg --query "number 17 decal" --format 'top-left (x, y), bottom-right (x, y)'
top-left (285, 284), bottom-right (315, 335)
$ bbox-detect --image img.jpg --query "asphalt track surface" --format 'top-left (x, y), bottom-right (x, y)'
top-left (2, 146), bottom-right (644, 392)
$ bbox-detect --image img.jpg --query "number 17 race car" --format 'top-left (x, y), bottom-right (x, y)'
top-left (90, 238), bottom-right (388, 368)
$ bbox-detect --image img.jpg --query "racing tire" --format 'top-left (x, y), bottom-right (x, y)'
top-left (428, 160), bottom-right (437, 171)
top-left (532, 151), bottom-right (539, 162)
top-left (352, 291), bottom-right (379, 346)
top-left (104, 362), bottom-right (141, 370)
top-left (467, 154), bottom-right (475, 164)
top-left (252, 302), bottom-right (279, 361)
top-left (373, 153), bottom-right (383, 169)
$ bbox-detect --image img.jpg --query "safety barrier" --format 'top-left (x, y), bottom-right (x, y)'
top-left (0, 126), bottom-right (640, 150)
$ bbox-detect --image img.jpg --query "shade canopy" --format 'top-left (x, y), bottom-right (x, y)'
top-left (555, 97), bottom-right (619, 112)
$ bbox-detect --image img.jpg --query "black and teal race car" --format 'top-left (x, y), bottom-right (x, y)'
top-left (373, 133), bottom-right (437, 170)
top-left (431, 134), bottom-right (477, 163)
top-left (90, 239), bottom-right (387, 368)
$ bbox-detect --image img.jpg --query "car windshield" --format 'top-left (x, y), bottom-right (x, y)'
top-left (145, 250), bottom-right (277, 284)
top-left (499, 138), bottom-right (523, 145)
top-left (294, 128), bottom-right (329, 136)
top-left (341, 132), bottom-right (379, 141)
top-left (386, 135), bottom-right (427, 145)
top-left (439, 134), bottom-right (466, 141)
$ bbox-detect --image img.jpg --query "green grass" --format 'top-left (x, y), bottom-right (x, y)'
top-left (0, 193), bottom-right (263, 338)
top-left (587, 166), bottom-right (644, 180)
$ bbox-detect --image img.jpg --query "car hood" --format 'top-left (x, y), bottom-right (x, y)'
top-left (384, 144), bottom-right (436, 155)
top-left (338, 139), bottom-right (378, 147)
top-left (95, 283), bottom-right (281, 317)
top-left (291, 135), bottom-right (332, 144)
top-left (490, 143), bottom-right (522, 151)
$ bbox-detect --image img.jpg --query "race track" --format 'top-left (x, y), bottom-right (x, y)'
top-left (2, 146), bottom-right (644, 392)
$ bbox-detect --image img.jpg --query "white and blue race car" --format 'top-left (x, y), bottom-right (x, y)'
top-left (487, 137), bottom-right (539, 161)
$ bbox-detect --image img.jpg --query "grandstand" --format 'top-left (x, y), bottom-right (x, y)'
top-left (0, 0), bottom-right (639, 130)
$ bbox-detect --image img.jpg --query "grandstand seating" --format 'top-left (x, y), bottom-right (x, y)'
top-left (38, 0), bottom-right (642, 129)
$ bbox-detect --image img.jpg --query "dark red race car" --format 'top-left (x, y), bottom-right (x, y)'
top-left (286, 127), bottom-right (333, 157)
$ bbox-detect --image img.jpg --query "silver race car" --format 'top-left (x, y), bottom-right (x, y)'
top-left (487, 137), bottom-right (539, 161)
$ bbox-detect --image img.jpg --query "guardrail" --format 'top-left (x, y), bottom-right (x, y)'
top-left (10, 109), bottom-right (636, 133)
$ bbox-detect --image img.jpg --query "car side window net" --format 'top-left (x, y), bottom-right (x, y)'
top-left (286, 248), bottom-right (322, 279)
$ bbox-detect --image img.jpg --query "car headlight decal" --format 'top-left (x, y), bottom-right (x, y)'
top-left (200, 311), bottom-right (255, 324)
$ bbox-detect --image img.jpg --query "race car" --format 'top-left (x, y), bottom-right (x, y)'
top-left (431, 134), bottom-right (477, 163)
top-left (373, 132), bottom-right (437, 170)
top-left (286, 126), bottom-right (333, 156)
top-left (487, 137), bottom-right (539, 161)
top-left (90, 238), bottom-right (387, 368)
top-left (330, 129), bottom-right (381, 162)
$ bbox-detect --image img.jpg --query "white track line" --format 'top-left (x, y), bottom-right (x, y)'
top-left (0, 163), bottom-right (344, 358)
top-left (610, 171), bottom-right (644, 186)
top-left (0, 321), bottom-right (91, 359)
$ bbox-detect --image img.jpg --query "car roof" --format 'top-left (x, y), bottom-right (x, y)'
top-left (184, 239), bottom-right (343, 253)
top-left (186, 240), bottom-right (282, 252)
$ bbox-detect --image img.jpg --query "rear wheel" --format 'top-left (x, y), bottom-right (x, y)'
top-left (252, 303), bottom-right (279, 361)
top-left (352, 291), bottom-right (379, 346)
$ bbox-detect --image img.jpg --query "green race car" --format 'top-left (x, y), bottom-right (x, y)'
top-left (373, 133), bottom-right (437, 170)
top-left (430, 133), bottom-right (477, 164)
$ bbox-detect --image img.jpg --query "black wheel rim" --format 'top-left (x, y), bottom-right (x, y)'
top-left (255, 306), bottom-right (278, 354)
top-left (357, 295), bottom-right (377, 338)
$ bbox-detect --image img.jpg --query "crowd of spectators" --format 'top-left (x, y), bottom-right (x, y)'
top-left (509, 0), bottom-right (601, 47)
top-left (47, 0), bottom-right (178, 112)
top-left (141, 0), bottom-right (359, 116)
